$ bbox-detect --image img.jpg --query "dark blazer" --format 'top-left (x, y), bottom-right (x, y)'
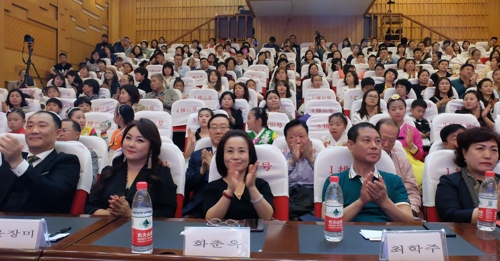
top-left (138, 78), bottom-right (152, 93)
top-left (410, 84), bottom-right (425, 100)
top-left (229, 108), bottom-right (244, 130)
top-left (435, 172), bottom-right (500, 223)
top-left (0, 151), bottom-right (80, 214)
top-left (374, 83), bottom-right (386, 95)
top-left (85, 165), bottom-right (177, 218)
top-left (183, 147), bottom-right (211, 217)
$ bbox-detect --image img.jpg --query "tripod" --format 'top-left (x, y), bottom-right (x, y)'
top-left (22, 42), bottom-right (45, 91)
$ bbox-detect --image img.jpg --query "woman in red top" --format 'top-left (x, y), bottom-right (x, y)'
top-left (7, 109), bottom-right (26, 134)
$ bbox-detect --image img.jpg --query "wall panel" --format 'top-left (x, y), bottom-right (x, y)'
top-left (2, 0), bottom-right (109, 87)
top-left (369, 0), bottom-right (493, 43)
top-left (254, 16), bottom-right (364, 48)
top-left (132, 0), bottom-right (247, 45)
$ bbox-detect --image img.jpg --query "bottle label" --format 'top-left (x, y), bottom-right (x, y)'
top-left (325, 205), bottom-right (343, 232)
top-left (132, 216), bottom-right (153, 246)
top-left (478, 198), bottom-right (497, 223)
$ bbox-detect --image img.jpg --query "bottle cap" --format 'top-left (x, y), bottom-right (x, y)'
top-left (136, 182), bottom-right (148, 190)
top-left (485, 171), bottom-right (495, 177)
top-left (330, 176), bottom-right (339, 183)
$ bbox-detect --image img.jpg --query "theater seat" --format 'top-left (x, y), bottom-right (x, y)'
top-left (159, 143), bottom-right (185, 218)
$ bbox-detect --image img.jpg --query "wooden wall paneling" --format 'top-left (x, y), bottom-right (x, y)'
top-left (369, 0), bottom-right (493, 43)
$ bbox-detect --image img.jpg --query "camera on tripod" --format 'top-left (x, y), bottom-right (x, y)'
top-left (24, 34), bottom-right (34, 44)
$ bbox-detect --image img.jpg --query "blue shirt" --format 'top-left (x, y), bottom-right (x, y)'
top-left (176, 65), bottom-right (190, 78)
top-left (451, 78), bottom-right (473, 98)
top-left (376, 57), bottom-right (398, 65)
top-left (322, 168), bottom-right (410, 222)
top-left (284, 152), bottom-right (316, 188)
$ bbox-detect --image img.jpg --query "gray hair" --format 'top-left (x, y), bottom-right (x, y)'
top-left (150, 73), bottom-right (165, 84)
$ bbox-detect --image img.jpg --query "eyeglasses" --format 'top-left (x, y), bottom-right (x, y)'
top-left (207, 218), bottom-right (240, 227)
top-left (209, 126), bottom-right (230, 132)
top-left (367, 94), bottom-right (378, 99)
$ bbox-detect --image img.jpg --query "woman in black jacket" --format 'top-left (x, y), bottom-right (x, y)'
top-left (85, 118), bottom-right (177, 218)
top-left (219, 91), bottom-right (244, 130)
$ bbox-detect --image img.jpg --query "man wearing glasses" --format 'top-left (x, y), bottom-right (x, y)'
top-left (183, 114), bottom-right (231, 218)
top-left (174, 54), bottom-right (190, 78)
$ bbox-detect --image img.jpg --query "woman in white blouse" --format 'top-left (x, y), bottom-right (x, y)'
top-left (351, 89), bottom-right (382, 125)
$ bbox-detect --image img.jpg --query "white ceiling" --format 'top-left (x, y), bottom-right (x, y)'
top-left (248, 0), bottom-right (374, 16)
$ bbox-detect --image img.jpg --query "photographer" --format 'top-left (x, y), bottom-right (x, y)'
top-left (317, 37), bottom-right (329, 60)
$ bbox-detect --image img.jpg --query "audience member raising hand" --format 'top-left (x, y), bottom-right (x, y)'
top-left (183, 108), bottom-right (214, 159)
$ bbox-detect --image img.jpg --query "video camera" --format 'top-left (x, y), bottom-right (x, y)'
top-left (24, 34), bottom-right (34, 44)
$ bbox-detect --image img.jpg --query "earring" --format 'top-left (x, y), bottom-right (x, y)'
top-left (147, 153), bottom-right (152, 169)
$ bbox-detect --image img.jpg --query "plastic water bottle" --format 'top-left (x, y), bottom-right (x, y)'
top-left (477, 171), bottom-right (498, 232)
top-left (131, 182), bottom-right (153, 254)
top-left (324, 176), bottom-right (344, 242)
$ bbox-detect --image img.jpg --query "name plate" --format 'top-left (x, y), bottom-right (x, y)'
top-left (0, 218), bottom-right (51, 249)
top-left (379, 230), bottom-right (447, 261)
top-left (184, 227), bottom-right (250, 257)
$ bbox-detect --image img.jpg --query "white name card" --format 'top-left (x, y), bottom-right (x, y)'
top-left (380, 230), bottom-right (447, 261)
top-left (0, 218), bottom-right (51, 249)
top-left (184, 227), bottom-right (250, 257)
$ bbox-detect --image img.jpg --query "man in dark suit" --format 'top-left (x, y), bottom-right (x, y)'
top-left (183, 114), bottom-right (231, 218)
top-left (0, 111), bottom-right (80, 214)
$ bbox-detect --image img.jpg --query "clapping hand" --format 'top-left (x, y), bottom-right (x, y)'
top-left (0, 135), bottom-right (24, 168)
top-left (200, 149), bottom-right (213, 175)
top-left (359, 173), bottom-right (373, 206)
top-left (187, 128), bottom-right (196, 144)
top-left (405, 127), bottom-right (414, 149)
top-left (290, 141), bottom-right (301, 165)
top-left (245, 161), bottom-right (259, 189)
top-left (303, 139), bottom-right (315, 163)
top-left (108, 195), bottom-right (131, 217)
top-left (366, 174), bottom-right (388, 206)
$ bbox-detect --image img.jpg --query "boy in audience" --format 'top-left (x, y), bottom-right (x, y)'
top-left (356, 53), bottom-right (366, 65)
top-left (155, 52), bottom-right (166, 65)
top-left (50, 53), bottom-right (73, 76)
top-left (45, 98), bottom-right (62, 114)
top-left (440, 124), bottom-right (466, 150)
top-left (412, 48), bottom-right (427, 65)
top-left (79, 64), bottom-right (90, 79)
top-left (74, 96), bottom-right (92, 113)
top-left (360, 77), bottom-right (375, 94)
top-left (82, 79), bottom-right (100, 100)
top-left (134, 67), bottom-right (151, 93)
top-left (367, 55), bottom-right (377, 71)
top-left (115, 57), bottom-right (124, 72)
top-left (409, 99), bottom-right (430, 146)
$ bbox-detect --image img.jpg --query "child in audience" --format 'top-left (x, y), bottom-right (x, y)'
top-left (74, 96), bottom-right (92, 113)
top-left (96, 60), bottom-right (107, 79)
top-left (410, 99), bottom-right (431, 146)
top-left (440, 124), bottom-right (465, 150)
top-left (338, 71), bottom-right (359, 107)
top-left (173, 78), bottom-right (188, 99)
top-left (246, 79), bottom-right (263, 102)
top-left (82, 79), bottom-right (100, 100)
top-left (45, 98), bottom-right (62, 115)
top-left (79, 64), bottom-right (90, 78)
top-left (66, 107), bottom-right (97, 136)
top-left (108, 104), bottom-right (135, 161)
top-left (247, 107), bottom-right (277, 145)
top-left (7, 109), bottom-right (25, 134)
top-left (39, 86), bottom-right (60, 103)
top-left (184, 108), bottom-right (214, 159)
top-left (115, 57), bottom-right (124, 72)
top-left (322, 112), bottom-right (348, 147)
top-left (2, 89), bottom-right (30, 113)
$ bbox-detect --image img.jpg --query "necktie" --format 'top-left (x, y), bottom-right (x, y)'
top-left (27, 156), bottom-right (39, 165)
